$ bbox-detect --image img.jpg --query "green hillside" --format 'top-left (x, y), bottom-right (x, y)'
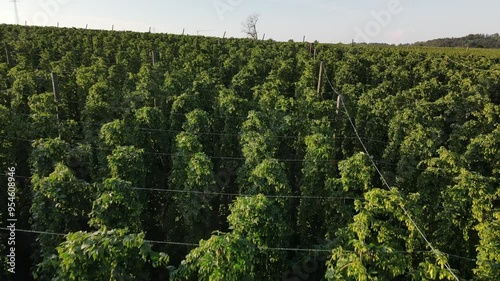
top-left (0, 24), bottom-right (499, 280)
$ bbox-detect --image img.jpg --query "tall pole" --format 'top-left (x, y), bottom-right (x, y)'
top-left (4, 42), bottom-right (11, 67)
top-left (51, 72), bottom-right (64, 121)
top-left (51, 72), bottom-right (61, 103)
top-left (336, 95), bottom-right (342, 116)
top-left (12, 0), bottom-right (20, 25)
top-left (317, 61), bottom-right (324, 96)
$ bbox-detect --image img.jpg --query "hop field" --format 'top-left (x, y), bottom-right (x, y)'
top-left (0, 24), bottom-right (499, 280)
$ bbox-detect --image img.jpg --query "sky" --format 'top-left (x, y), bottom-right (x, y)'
top-left (0, 0), bottom-right (499, 44)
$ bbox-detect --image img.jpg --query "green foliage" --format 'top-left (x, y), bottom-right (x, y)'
top-left (327, 189), bottom-right (456, 280)
top-left (89, 178), bottom-right (144, 232)
top-left (414, 33), bottom-right (500, 49)
top-left (228, 194), bottom-right (290, 249)
top-left (173, 195), bottom-right (290, 280)
top-left (31, 163), bottom-right (92, 279)
top-left (475, 213), bottom-right (500, 280)
top-left (247, 159), bottom-right (291, 197)
top-left (1, 24), bottom-right (500, 280)
top-left (107, 146), bottom-right (145, 187)
top-left (52, 229), bottom-right (169, 281)
top-left (30, 138), bottom-right (71, 176)
top-left (172, 233), bottom-right (256, 281)
top-left (337, 152), bottom-right (375, 192)
top-left (31, 163), bottom-right (91, 225)
top-left (0, 105), bottom-right (14, 167)
top-left (169, 130), bottom-right (216, 239)
top-left (298, 130), bottom-right (338, 243)
top-left (28, 92), bottom-right (59, 137)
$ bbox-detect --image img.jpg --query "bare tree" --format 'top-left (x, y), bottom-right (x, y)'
top-left (242, 14), bottom-right (259, 40)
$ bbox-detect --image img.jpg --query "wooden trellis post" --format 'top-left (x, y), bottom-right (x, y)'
top-left (52, 72), bottom-right (60, 102)
top-left (51, 72), bottom-right (64, 121)
top-left (317, 61), bottom-right (324, 96)
top-left (336, 95), bottom-right (342, 116)
top-left (4, 42), bottom-right (11, 67)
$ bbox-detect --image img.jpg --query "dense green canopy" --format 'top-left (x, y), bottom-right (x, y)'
top-left (0, 24), bottom-right (499, 280)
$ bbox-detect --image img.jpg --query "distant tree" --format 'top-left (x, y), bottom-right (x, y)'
top-left (242, 14), bottom-right (259, 40)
